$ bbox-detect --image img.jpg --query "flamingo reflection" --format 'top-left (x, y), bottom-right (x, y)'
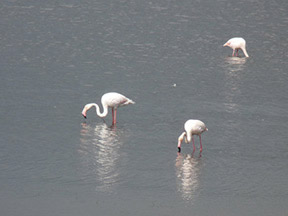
top-left (222, 57), bottom-right (247, 113)
top-left (79, 123), bottom-right (125, 192)
top-left (224, 57), bottom-right (247, 72)
top-left (175, 153), bottom-right (201, 201)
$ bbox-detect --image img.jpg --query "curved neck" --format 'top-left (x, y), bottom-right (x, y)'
top-left (178, 132), bottom-right (186, 142)
top-left (186, 132), bottom-right (192, 143)
top-left (91, 103), bottom-right (108, 118)
top-left (242, 47), bottom-right (249, 57)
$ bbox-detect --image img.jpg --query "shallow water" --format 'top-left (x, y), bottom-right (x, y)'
top-left (1, 0), bottom-right (288, 215)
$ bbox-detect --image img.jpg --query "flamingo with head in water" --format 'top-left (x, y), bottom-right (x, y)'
top-left (223, 37), bottom-right (249, 57)
top-left (81, 92), bottom-right (135, 125)
top-left (178, 119), bottom-right (208, 153)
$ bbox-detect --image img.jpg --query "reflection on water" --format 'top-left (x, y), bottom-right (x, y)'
top-left (222, 57), bottom-right (247, 113)
top-left (79, 123), bottom-right (124, 193)
top-left (175, 153), bottom-right (201, 202)
top-left (224, 57), bottom-right (247, 71)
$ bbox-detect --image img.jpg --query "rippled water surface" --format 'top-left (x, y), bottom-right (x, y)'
top-left (1, 0), bottom-right (288, 215)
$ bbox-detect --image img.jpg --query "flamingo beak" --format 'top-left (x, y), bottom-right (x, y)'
top-left (82, 108), bottom-right (87, 119)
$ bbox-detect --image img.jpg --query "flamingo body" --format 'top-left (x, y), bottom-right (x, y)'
top-left (223, 37), bottom-right (249, 57)
top-left (178, 120), bottom-right (208, 153)
top-left (82, 92), bottom-right (135, 125)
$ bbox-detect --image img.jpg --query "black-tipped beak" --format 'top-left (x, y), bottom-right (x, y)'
top-left (82, 114), bottom-right (87, 119)
top-left (178, 147), bottom-right (181, 153)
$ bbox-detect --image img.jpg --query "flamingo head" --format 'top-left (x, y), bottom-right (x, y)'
top-left (82, 110), bottom-right (87, 118)
top-left (81, 103), bottom-right (96, 119)
top-left (223, 41), bottom-right (231, 47)
top-left (177, 132), bottom-right (187, 152)
top-left (81, 105), bottom-right (89, 118)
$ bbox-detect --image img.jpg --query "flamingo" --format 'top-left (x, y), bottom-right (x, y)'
top-left (81, 92), bottom-right (135, 125)
top-left (223, 37), bottom-right (249, 57)
top-left (178, 120), bottom-right (208, 153)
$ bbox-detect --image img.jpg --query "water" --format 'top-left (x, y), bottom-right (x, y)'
top-left (1, 0), bottom-right (288, 215)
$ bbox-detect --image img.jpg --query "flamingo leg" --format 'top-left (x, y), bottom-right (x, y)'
top-left (236, 49), bottom-right (239, 56)
top-left (111, 108), bottom-right (114, 124)
top-left (232, 49), bottom-right (235, 56)
top-left (199, 135), bottom-right (203, 152)
top-left (113, 108), bottom-right (117, 125)
top-left (192, 136), bottom-right (196, 152)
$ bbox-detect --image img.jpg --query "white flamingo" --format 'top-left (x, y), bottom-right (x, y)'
top-left (223, 37), bottom-right (249, 57)
top-left (81, 92), bottom-right (135, 125)
top-left (178, 120), bottom-right (208, 153)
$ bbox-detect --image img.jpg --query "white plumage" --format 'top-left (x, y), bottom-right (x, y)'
top-left (223, 37), bottom-right (249, 57)
top-left (81, 92), bottom-right (135, 125)
top-left (178, 120), bottom-right (208, 153)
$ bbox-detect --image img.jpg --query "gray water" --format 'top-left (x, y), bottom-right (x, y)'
top-left (1, 0), bottom-right (288, 215)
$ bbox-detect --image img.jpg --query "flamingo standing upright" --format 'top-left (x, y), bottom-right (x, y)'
top-left (178, 119), bottom-right (208, 153)
top-left (81, 92), bottom-right (135, 125)
top-left (223, 37), bottom-right (249, 57)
